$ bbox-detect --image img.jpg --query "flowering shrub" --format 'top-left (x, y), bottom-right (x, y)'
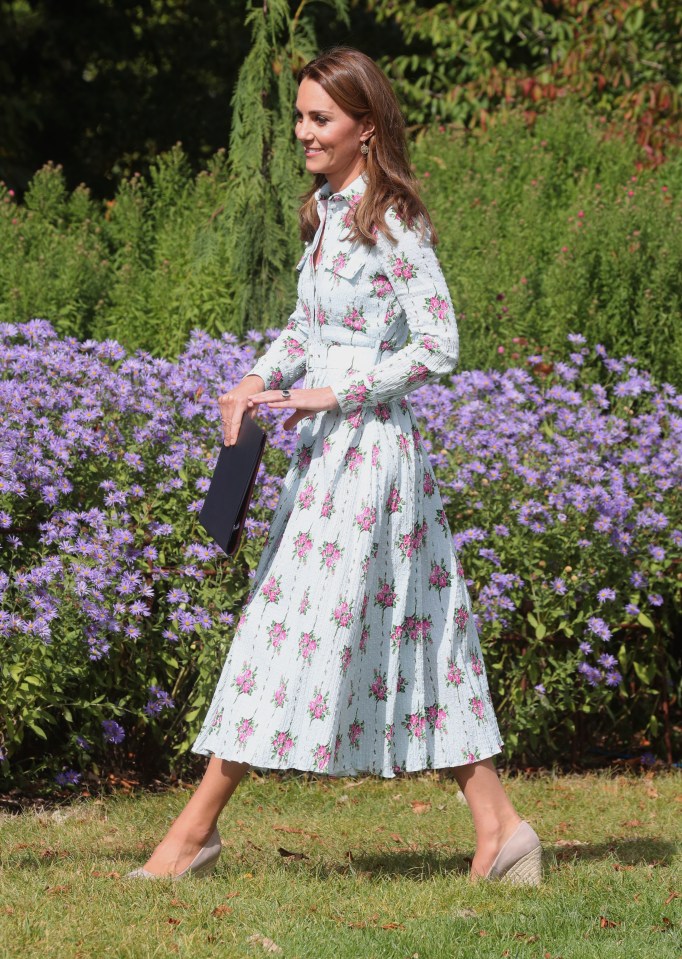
top-left (1, 321), bottom-right (680, 787)
top-left (412, 332), bottom-right (681, 763)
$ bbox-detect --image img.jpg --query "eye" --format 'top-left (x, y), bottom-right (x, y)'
top-left (315, 115), bottom-right (329, 126)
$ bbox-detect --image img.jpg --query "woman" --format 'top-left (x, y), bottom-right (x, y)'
top-left (126, 48), bottom-right (541, 885)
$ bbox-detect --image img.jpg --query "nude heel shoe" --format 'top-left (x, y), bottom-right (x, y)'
top-left (485, 821), bottom-right (542, 886)
top-left (125, 825), bottom-right (222, 880)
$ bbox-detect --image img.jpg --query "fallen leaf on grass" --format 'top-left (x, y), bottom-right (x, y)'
top-left (452, 908), bottom-right (477, 919)
top-left (277, 846), bottom-right (308, 860)
top-left (664, 891), bottom-right (679, 905)
top-left (272, 825), bottom-right (320, 840)
top-left (246, 933), bottom-right (283, 954)
top-left (45, 885), bottom-right (69, 894)
top-left (621, 819), bottom-right (644, 827)
top-left (514, 932), bottom-right (539, 942)
top-left (599, 916), bottom-right (620, 928)
top-left (380, 922), bottom-right (405, 930)
top-left (411, 800), bottom-right (431, 814)
top-left (646, 787), bottom-right (660, 799)
top-left (212, 905), bottom-right (233, 918)
top-left (166, 917), bottom-right (181, 925)
top-left (613, 864), bottom-right (635, 871)
top-left (555, 839), bottom-right (588, 847)
top-left (169, 899), bottom-right (189, 909)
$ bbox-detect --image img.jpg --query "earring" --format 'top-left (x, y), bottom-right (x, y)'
top-left (360, 141), bottom-right (370, 156)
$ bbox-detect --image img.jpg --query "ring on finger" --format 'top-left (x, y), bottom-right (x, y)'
top-left (281, 389), bottom-right (291, 399)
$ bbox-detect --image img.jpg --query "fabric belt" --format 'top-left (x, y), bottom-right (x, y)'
top-left (306, 329), bottom-right (384, 374)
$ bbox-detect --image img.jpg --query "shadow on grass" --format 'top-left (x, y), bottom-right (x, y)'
top-left (296, 837), bottom-right (679, 881)
top-left (550, 836), bottom-right (679, 868)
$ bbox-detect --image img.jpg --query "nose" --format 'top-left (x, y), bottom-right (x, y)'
top-left (296, 117), bottom-right (313, 142)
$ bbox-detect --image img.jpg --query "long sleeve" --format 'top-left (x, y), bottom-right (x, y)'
top-left (240, 295), bottom-right (310, 391)
top-left (326, 215), bottom-right (459, 414)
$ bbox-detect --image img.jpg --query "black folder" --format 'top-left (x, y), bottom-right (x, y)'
top-left (199, 413), bottom-right (267, 556)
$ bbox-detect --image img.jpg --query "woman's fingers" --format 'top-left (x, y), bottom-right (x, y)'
top-left (218, 391), bottom-right (246, 446)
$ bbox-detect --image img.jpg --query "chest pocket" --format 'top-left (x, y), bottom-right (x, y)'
top-left (326, 243), bottom-right (367, 284)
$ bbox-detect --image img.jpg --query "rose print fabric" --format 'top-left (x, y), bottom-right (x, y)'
top-left (190, 173), bottom-right (503, 776)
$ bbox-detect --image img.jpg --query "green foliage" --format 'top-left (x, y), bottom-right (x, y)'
top-left (0, 0), bottom-right (247, 194)
top-left (225, 0), bottom-right (349, 332)
top-left (3, 99), bottom-right (681, 382)
top-left (413, 101), bottom-right (682, 382)
top-left (368, 0), bottom-right (682, 158)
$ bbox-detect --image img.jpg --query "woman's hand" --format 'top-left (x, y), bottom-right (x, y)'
top-left (247, 386), bottom-right (340, 431)
top-left (218, 375), bottom-right (264, 446)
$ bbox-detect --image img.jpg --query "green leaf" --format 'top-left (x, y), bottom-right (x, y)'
top-left (535, 622), bottom-right (547, 640)
top-left (633, 660), bottom-right (657, 685)
top-left (27, 722), bottom-right (48, 740)
top-left (637, 612), bottom-right (655, 631)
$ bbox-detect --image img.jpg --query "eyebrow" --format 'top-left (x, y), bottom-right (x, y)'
top-left (294, 106), bottom-right (335, 116)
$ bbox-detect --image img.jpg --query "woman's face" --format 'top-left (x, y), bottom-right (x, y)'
top-left (295, 77), bottom-right (374, 192)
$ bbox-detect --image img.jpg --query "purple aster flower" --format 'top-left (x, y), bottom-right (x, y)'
top-left (640, 751), bottom-right (657, 767)
top-left (648, 545), bottom-right (665, 561)
top-left (55, 768), bottom-right (82, 786)
top-left (579, 641), bottom-right (593, 655)
top-left (597, 587), bottom-right (616, 604)
top-left (605, 670), bottom-right (622, 687)
top-left (647, 593), bottom-right (664, 607)
top-left (587, 616), bottom-right (612, 642)
top-left (76, 736), bottom-right (92, 751)
top-left (552, 578), bottom-right (567, 595)
top-left (625, 603), bottom-right (640, 616)
top-left (598, 653), bottom-right (618, 669)
top-left (534, 684), bottom-right (546, 696)
top-left (102, 719), bottom-right (125, 743)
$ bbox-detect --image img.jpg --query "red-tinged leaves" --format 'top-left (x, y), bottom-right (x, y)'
top-left (45, 885), bottom-right (69, 894)
top-left (380, 922), bottom-right (405, 930)
top-left (599, 916), bottom-right (619, 928)
top-left (166, 917), bottom-right (181, 925)
top-left (411, 800), bottom-right (431, 814)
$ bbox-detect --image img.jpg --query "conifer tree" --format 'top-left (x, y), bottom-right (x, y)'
top-left (225, 0), bottom-right (349, 333)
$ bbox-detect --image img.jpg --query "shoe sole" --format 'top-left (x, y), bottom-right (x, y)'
top-left (500, 844), bottom-right (542, 885)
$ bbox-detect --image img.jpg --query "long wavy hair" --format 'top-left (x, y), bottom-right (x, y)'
top-left (297, 48), bottom-right (437, 246)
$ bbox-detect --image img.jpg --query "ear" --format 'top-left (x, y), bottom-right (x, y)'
top-left (360, 115), bottom-right (375, 141)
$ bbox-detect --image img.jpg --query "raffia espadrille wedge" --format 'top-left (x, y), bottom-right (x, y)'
top-left (485, 821), bottom-right (542, 886)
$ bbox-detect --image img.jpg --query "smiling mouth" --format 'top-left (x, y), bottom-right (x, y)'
top-left (304, 148), bottom-right (324, 156)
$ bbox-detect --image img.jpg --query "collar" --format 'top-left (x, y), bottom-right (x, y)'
top-left (316, 171), bottom-right (368, 205)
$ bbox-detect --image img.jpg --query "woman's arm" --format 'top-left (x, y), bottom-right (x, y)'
top-left (326, 213), bottom-right (459, 414)
top-left (240, 297), bottom-right (310, 392)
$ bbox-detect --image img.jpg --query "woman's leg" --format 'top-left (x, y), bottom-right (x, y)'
top-left (139, 757), bottom-right (251, 877)
top-left (450, 757), bottom-right (522, 878)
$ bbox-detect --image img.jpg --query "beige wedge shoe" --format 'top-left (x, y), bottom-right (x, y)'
top-left (125, 825), bottom-right (222, 880)
top-left (484, 820), bottom-right (542, 885)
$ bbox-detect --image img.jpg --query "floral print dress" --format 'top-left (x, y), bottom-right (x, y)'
top-left (191, 173), bottom-right (503, 776)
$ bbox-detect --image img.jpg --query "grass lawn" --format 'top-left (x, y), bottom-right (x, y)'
top-left (0, 770), bottom-right (680, 959)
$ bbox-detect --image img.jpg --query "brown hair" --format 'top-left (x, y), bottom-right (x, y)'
top-left (297, 47), bottom-right (437, 247)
